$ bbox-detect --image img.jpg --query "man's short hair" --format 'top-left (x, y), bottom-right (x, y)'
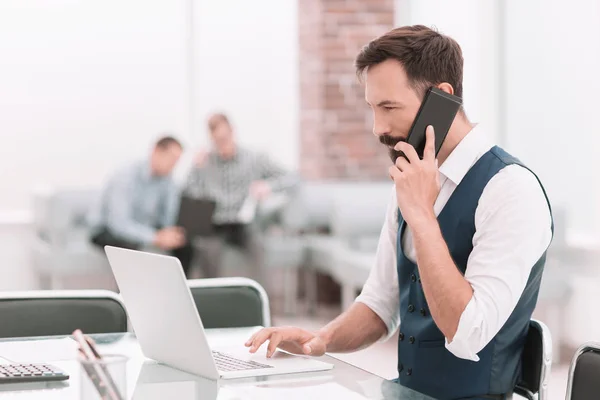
top-left (207, 113), bottom-right (230, 133)
top-left (155, 135), bottom-right (182, 150)
top-left (355, 25), bottom-right (464, 99)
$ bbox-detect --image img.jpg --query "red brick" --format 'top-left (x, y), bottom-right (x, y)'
top-left (298, 0), bottom-right (394, 180)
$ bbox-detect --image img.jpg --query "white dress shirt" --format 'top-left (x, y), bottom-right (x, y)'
top-left (355, 125), bottom-right (553, 361)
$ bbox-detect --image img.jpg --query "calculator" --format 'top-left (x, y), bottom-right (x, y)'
top-left (0, 363), bottom-right (69, 384)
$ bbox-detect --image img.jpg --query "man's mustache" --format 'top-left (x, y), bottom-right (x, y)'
top-left (379, 135), bottom-right (407, 147)
top-left (379, 135), bottom-right (408, 162)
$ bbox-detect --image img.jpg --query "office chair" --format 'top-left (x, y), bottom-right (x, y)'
top-left (0, 290), bottom-right (128, 338)
top-left (187, 277), bottom-right (271, 329)
top-left (565, 342), bottom-right (600, 400)
top-left (514, 319), bottom-right (552, 400)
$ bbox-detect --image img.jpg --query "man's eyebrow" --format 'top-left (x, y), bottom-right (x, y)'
top-left (376, 100), bottom-right (403, 107)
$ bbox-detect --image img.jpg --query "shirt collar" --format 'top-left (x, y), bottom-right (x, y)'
top-left (438, 124), bottom-right (494, 186)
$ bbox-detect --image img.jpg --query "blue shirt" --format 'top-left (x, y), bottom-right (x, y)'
top-left (88, 159), bottom-right (180, 245)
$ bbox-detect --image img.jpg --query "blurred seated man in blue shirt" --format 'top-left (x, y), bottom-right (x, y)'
top-left (89, 136), bottom-right (194, 275)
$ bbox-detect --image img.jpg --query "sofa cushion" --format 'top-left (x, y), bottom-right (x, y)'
top-left (351, 237), bottom-right (380, 252)
top-left (329, 183), bottom-right (391, 239)
top-left (280, 181), bottom-right (392, 234)
top-left (332, 246), bottom-right (375, 287)
top-left (33, 189), bottom-right (99, 248)
top-left (261, 234), bottom-right (306, 268)
top-left (304, 235), bottom-right (375, 288)
top-left (304, 235), bottom-right (341, 274)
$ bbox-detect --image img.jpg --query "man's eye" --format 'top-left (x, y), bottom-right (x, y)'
top-left (384, 106), bottom-right (395, 111)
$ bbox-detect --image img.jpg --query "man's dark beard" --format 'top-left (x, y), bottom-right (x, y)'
top-left (379, 135), bottom-right (407, 162)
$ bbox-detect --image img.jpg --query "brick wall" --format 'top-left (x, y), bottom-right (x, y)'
top-left (298, 0), bottom-right (395, 180)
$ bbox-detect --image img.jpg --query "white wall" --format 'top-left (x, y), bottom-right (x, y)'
top-left (395, 0), bottom-right (502, 144)
top-left (0, 0), bottom-right (191, 215)
top-left (0, 0), bottom-right (299, 216)
top-left (504, 0), bottom-right (600, 242)
top-left (503, 0), bottom-right (600, 348)
top-left (190, 0), bottom-right (299, 170)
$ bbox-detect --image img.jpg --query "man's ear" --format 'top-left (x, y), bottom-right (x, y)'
top-left (437, 82), bottom-right (454, 96)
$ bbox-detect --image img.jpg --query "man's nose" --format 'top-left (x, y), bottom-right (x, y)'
top-left (373, 119), bottom-right (391, 137)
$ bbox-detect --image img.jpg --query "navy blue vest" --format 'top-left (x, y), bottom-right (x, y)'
top-left (396, 146), bottom-right (553, 399)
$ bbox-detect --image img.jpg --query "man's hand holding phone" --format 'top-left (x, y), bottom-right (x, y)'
top-left (390, 125), bottom-right (440, 230)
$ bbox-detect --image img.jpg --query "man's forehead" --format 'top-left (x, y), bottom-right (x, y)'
top-left (365, 65), bottom-right (411, 103)
top-left (166, 144), bottom-right (182, 155)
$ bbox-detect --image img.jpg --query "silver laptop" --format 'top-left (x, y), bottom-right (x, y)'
top-left (104, 246), bottom-right (334, 380)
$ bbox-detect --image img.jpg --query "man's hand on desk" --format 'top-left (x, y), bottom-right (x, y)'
top-left (153, 227), bottom-right (186, 250)
top-left (245, 327), bottom-right (327, 358)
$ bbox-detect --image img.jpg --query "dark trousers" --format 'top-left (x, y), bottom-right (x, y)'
top-left (91, 229), bottom-right (195, 277)
top-left (213, 223), bottom-right (254, 248)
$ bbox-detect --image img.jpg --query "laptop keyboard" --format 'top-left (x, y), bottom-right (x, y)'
top-left (212, 351), bottom-right (274, 372)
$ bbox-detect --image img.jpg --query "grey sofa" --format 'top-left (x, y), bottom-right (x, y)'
top-left (31, 189), bottom-right (116, 290)
top-left (30, 188), bottom-right (301, 294)
top-left (274, 181), bottom-right (573, 325)
top-left (32, 182), bottom-right (569, 340)
top-left (275, 181), bottom-right (392, 312)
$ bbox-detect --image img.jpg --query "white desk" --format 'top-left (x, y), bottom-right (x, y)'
top-left (0, 328), bottom-right (433, 399)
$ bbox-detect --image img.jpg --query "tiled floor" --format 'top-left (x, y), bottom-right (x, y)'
top-left (275, 309), bottom-right (570, 400)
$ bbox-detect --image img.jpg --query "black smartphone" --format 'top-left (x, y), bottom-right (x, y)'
top-left (406, 86), bottom-right (462, 159)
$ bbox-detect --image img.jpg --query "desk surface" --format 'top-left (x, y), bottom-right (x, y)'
top-left (0, 328), bottom-right (434, 399)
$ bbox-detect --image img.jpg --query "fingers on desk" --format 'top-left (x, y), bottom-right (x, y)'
top-left (266, 332), bottom-right (283, 358)
top-left (247, 328), bottom-right (273, 353)
top-left (245, 328), bottom-right (268, 347)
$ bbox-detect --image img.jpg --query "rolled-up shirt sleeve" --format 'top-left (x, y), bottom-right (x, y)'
top-left (255, 152), bottom-right (298, 193)
top-left (355, 187), bottom-right (401, 340)
top-left (445, 166), bottom-right (553, 360)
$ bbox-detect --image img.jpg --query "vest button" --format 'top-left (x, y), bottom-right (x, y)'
top-left (420, 308), bottom-right (427, 316)
top-left (407, 368), bottom-right (412, 376)
top-left (408, 304), bottom-right (415, 313)
top-left (399, 332), bottom-right (405, 341)
top-left (409, 336), bottom-right (415, 344)
top-left (411, 274), bottom-right (417, 283)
